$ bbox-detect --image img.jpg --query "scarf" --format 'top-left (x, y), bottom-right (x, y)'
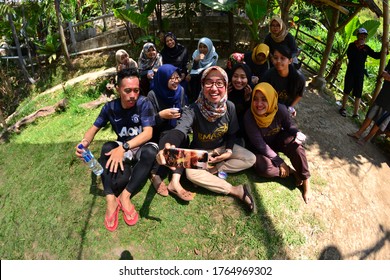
top-left (196, 66), bottom-right (228, 122)
top-left (138, 42), bottom-right (160, 71)
top-left (251, 43), bottom-right (270, 65)
top-left (190, 37), bottom-right (218, 75)
top-left (226, 52), bottom-right (245, 70)
top-left (270, 16), bottom-right (289, 43)
top-left (251, 82), bottom-right (278, 128)
top-left (160, 32), bottom-right (186, 62)
top-left (115, 49), bottom-right (137, 71)
top-left (151, 64), bottom-right (183, 126)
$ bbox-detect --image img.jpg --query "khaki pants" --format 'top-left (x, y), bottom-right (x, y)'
top-left (186, 144), bottom-right (256, 195)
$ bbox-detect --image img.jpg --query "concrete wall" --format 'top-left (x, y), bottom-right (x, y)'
top-left (72, 16), bottom-right (254, 57)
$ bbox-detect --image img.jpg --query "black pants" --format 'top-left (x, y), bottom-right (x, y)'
top-left (99, 141), bottom-right (158, 197)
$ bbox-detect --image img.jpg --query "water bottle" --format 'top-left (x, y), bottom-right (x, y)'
top-left (78, 144), bottom-right (104, 176)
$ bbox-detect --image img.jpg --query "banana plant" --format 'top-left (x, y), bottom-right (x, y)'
top-left (200, 0), bottom-right (268, 44)
top-left (34, 33), bottom-right (61, 64)
top-left (113, 0), bottom-right (159, 43)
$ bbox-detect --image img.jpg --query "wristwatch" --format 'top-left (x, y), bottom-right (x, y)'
top-left (122, 142), bottom-right (130, 151)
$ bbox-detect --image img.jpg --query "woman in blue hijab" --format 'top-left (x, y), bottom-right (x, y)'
top-left (147, 64), bottom-right (192, 201)
top-left (186, 37), bottom-right (218, 102)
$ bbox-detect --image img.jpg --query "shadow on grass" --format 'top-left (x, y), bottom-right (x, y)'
top-left (119, 250), bottom-right (134, 260)
top-left (77, 172), bottom-right (104, 259)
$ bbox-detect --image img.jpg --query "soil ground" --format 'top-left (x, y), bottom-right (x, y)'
top-left (292, 72), bottom-right (390, 259)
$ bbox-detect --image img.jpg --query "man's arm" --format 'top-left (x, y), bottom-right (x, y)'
top-left (104, 126), bottom-right (153, 173)
top-left (75, 125), bottom-right (101, 158)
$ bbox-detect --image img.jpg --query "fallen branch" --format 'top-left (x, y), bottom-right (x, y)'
top-left (7, 98), bottom-right (68, 134)
top-left (79, 93), bottom-right (115, 109)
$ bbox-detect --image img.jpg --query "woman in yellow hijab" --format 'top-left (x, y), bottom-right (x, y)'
top-left (244, 82), bottom-right (312, 204)
top-left (243, 43), bottom-right (270, 84)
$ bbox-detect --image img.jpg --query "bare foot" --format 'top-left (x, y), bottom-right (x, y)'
top-left (150, 174), bottom-right (168, 196)
top-left (105, 195), bottom-right (119, 228)
top-left (167, 181), bottom-right (194, 201)
top-left (302, 179), bottom-right (312, 204)
top-left (118, 192), bottom-right (137, 221)
top-left (289, 167), bottom-right (303, 186)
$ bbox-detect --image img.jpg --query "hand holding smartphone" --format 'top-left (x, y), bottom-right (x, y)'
top-left (163, 148), bottom-right (209, 170)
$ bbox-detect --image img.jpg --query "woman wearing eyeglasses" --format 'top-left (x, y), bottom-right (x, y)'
top-left (147, 64), bottom-right (193, 201)
top-left (155, 66), bottom-right (256, 211)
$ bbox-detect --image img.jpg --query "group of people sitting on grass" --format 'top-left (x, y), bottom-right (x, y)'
top-left (74, 15), bottom-right (337, 232)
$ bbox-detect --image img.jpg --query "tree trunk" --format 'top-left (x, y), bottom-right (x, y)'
top-left (228, 11), bottom-right (234, 52)
top-left (101, 0), bottom-right (107, 32)
top-left (278, 0), bottom-right (295, 23)
top-left (318, 9), bottom-right (339, 79)
top-left (55, 0), bottom-right (74, 69)
top-left (371, 0), bottom-right (389, 104)
top-left (8, 13), bottom-right (35, 84)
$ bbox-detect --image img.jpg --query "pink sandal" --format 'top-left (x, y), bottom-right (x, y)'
top-left (117, 198), bottom-right (139, 226)
top-left (104, 204), bottom-right (120, 232)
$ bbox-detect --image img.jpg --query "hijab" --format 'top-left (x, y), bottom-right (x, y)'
top-left (115, 49), bottom-right (137, 71)
top-left (160, 32), bottom-right (187, 62)
top-left (196, 66), bottom-right (228, 122)
top-left (269, 16), bottom-right (289, 43)
top-left (138, 42), bottom-right (160, 71)
top-left (190, 37), bottom-right (218, 75)
top-left (151, 64), bottom-right (183, 126)
top-left (151, 64), bottom-right (182, 109)
top-left (251, 82), bottom-right (278, 128)
top-left (251, 43), bottom-right (270, 65)
top-left (226, 52), bottom-right (245, 70)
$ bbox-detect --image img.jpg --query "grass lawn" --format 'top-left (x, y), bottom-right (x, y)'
top-left (0, 65), bottom-right (324, 260)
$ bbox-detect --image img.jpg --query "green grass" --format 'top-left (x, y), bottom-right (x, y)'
top-left (0, 64), bottom-right (324, 260)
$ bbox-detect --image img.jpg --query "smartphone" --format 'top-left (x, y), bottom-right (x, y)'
top-left (163, 148), bottom-right (209, 170)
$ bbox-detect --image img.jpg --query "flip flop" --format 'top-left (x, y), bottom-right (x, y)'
top-left (242, 184), bottom-right (254, 212)
top-left (347, 132), bottom-right (359, 140)
top-left (167, 187), bottom-right (194, 201)
top-left (104, 204), bottom-right (120, 232)
top-left (117, 198), bottom-right (139, 226)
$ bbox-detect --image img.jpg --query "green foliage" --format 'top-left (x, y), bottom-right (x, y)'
top-left (113, 0), bottom-right (159, 33)
top-left (200, 0), bottom-right (237, 12)
top-left (34, 33), bottom-right (61, 64)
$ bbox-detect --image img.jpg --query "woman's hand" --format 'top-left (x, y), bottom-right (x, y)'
top-left (105, 146), bottom-right (125, 173)
top-left (156, 143), bottom-right (177, 170)
top-left (159, 108), bottom-right (181, 120)
top-left (244, 84), bottom-right (253, 101)
top-left (208, 149), bottom-right (232, 164)
top-left (279, 162), bottom-right (290, 178)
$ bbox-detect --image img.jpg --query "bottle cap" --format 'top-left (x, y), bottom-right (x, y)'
top-left (217, 171), bottom-right (228, 180)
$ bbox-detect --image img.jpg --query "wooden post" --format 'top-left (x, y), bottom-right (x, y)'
top-left (371, 1), bottom-right (389, 105)
top-left (68, 21), bottom-right (77, 53)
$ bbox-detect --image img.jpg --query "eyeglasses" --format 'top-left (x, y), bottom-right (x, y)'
top-left (170, 76), bottom-right (181, 82)
top-left (204, 80), bottom-right (226, 88)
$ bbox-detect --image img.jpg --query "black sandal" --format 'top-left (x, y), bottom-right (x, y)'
top-left (339, 108), bottom-right (346, 117)
top-left (242, 184), bottom-right (254, 212)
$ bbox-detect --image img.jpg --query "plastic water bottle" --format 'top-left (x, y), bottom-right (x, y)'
top-left (78, 144), bottom-right (104, 176)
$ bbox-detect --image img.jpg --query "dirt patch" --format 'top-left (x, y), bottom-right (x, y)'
top-left (292, 76), bottom-right (390, 260)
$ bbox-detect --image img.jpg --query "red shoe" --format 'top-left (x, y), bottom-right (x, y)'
top-left (104, 204), bottom-right (120, 232)
top-left (117, 198), bottom-right (139, 226)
